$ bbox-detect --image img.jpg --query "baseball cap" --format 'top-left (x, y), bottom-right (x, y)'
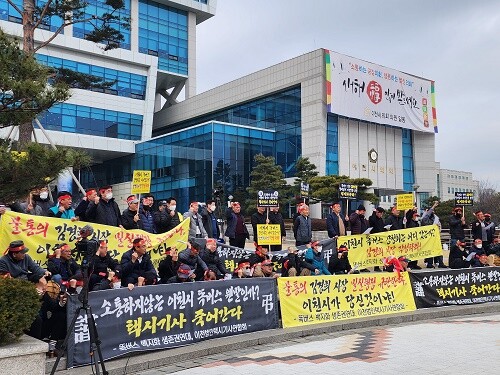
top-left (177, 264), bottom-right (195, 279)
top-left (159, 200), bottom-right (167, 206)
top-left (7, 240), bottom-right (29, 254)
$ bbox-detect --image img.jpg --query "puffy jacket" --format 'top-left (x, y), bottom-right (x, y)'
top-left (85, 198), bottom-right (122, 226)
top-left (294, 215), bottom-right (312, 243)
top-left (304, 248), bottom-right (331, 275)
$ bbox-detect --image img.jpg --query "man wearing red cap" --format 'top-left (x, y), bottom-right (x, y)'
top-left (48, 191), bottom-right (77, 221)
top-left (121, 195), bottom-right (143, 230)
top-left (225, 202), bottom-right (249, 249)
top-left (449, 240), bottom-right (473, 269)
top-left (47, 243), bottom-right (82, 290)
top-left (328, 245), bottom-right (354, 275)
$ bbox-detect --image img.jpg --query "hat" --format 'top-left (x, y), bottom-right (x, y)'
top-left (398, 256), bottom-right (410, 263)
top-left (357, 205), bottom-right (366, 211)
top-left (261, 259), bottom-right (273, 267)
top-left (99, 185), bottom-right (112, 192)
top-left (177, 264), bottom-right (194, 279)
top-left (485, 213), bottom-right (491, 217)
top-left (311, 241), bottom-right (320, 247)
top-left (338, 245), bottom-right (348, 252)
top-left (159, 200), bottom-right (167, 206)
top-left (376, 207), bottom-right (385, 213)
top-left (7, 240), bottom-right (29, 254)
top-left (127, 195), bottom-right (139, 204)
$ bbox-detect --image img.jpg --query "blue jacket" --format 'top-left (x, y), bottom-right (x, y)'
top-left (326, 212), bottom-right (347, 238)
top-left (305, 248), bottom-right (331, 275)
top-left (139, 206), bottom-right (156, 234)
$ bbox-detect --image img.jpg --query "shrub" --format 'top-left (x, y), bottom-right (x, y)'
top-left (0, 278), bottom-right (41, 345)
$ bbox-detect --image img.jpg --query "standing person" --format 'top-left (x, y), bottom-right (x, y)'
top-left (385, 206), bottom-right (404, 231)
top-left (139, 194), bottom-right (156, 234)
top-left (449, 206), bottom-right (467, 247)
top-left (85, 185), bottom-right (122, 227)
top-left (162, 197), bottom-right (184, 232)
top-left (251, 206), bottom-right (269, 245)
top-left (293, 204), bottom-right (312, 246)
top-left (268, 205), bottom-right (286, 252)
top-left (470, 211), bottom-right (486, 241)
top-left (225, 202), bottom-right (249, 249)
top-left (369, 207), bottom-right (386, 233)
top-left (19, 187), bottom-right (52, 216)
top-left (74, 188), bottom-right (97, 222)
top-left (484, 214), bottom-right (495, 250)
top-left (48, 191), bottom-right (77, 221)
top-left (200, 199), bottom-right (221, 240)
top-left (183, 201), bottom-right (208, 239)
top-left (121, 195), bottom-right (143, 230)
top-left (404, 207), bottom-right (422, 270)
top-left (326, 201), bottom-right (348, 238)
top-left (421, 201), bottom-right (447, 268)
top-left (153, 200), bottom-right (169, 233)
top-left (349, 205), bottom-right (368, 235)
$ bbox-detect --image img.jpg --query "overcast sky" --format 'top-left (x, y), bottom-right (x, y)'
top-left (195, 0), bottom-right (500, 188)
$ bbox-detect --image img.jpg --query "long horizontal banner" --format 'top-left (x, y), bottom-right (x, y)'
top-left (277, 273), bottom-right (416, 328)
top-left (337, 225), bottom-right (442, 268)
top-left (67, 278), bottom-right (279, 367)
top-left (409, 267), bottom-right (500, 308)
top-left (0, 211), bottom-right (189, 268)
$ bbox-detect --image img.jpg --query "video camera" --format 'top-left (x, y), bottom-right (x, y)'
top-left (75, 225), bottom-right (99, 267)
top-left (213, 188), bottom-right (223, 199)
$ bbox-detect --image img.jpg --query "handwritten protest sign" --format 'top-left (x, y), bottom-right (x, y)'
top-left (132, 170), bottom-right (151, 194)
top-left (454, 192), bottom-right (474, 206)
top-left (396, 193), bottom-right (414, 211)
top-left (256, 224), bottom-right (282, 245)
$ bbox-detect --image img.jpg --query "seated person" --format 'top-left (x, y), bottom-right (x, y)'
top-left (120, 238), bottom-right (158, 289)
top-left (449, 240), bottom-right (473, 269)
top-left (248, 243), bottom-right (270, 266)
top-left (178, 241), bottom-right (208, 280)
top-left (471, 238), bottom-right (487, 256)
top-left (88, 240), bottom-right (119, 291)
top-left (473, 254), bottom-right (490, 268)
top-left (252, 259), bottom-right (279, 278)
top-left (304, 241), bottom-right (331, 275)
top-left (328, 245), bottom-right (356, 274)
top-left (158, 247), bottom-right (179, 283)
top-left (233, 261), bottom-right (252, 278)
top-left (47, 243), bottom-right (83, 293)
top-left (282, 246), bottom-right (317, 277)
top-left (199, 238), bottom-right (230, 279)
top-left (487, 237), bottom-right (500, 256)
top-left (166, 263), bottom-right (196, 284)
top-left (383, 255), bottom-right (409, 276)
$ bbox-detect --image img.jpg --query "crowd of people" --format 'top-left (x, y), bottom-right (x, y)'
top-left (0, 185), bottom-right (499, 354)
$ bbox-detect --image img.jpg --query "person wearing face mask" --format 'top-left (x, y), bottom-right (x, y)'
top-left (162, 197), bottom-right (184, 232)
top-left (139, 194), bottom-right (156, 234)
top-left (200, 199), bottom-right (221, 239)
top-left (304, 241), bottom-right (331, 275)
top-left (19, 187), bottom-right (53, 216)
top-left (183, 201), bottom-right (208, 239)
top-left (449, 240), bottom-right (473, 269)
top-left (85, 185), bottom-right (123, 227)
top-left (74, 188), bottom-right (97, 222)
top-left (48, 191), bottom-right (77, 221)
top-left (233, 261), bottom-right (252, 278)
top-left (449, 206), bottom-right (467, 248)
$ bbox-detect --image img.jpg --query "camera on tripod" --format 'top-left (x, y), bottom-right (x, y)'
top-left (76, 225), bottom-right (99, 268)
top-left (213, 188), bottom-right (223, 199)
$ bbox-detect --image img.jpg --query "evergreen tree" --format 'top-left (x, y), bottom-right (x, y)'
top-left (295, 156), bottom-right (319, 184)
top-left (421, 196), bottom-right (475, 229)
top-left (308, 175), bottom-right (378, 204)
top-left (4, 0), bottom-right (129, 145)
top-left (246, 154), bottom-right (288, 213)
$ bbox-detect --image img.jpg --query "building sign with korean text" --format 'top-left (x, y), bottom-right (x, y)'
top-left (325, 49), bottom-right (437, 133)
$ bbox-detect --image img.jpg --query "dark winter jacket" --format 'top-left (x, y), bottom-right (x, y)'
top-left (47, 257), bottom-right (82, 281)
top-left (349, 212), bottom-right (368, 234)
top-left (0, 253), bottom-right (45, 282)
top-left (86, 198), bottom-right (122, 227)
top-left (121, 209), bottom-right (144, 230)
top-left (74, 199), bottom-right (90, 222)
top-left (225, 209), bottom-right (249, 239)
top-left (200, 207), bottom-right (220, 239)
top-left (326, 212), bottom-right (347, 238)
top-left (139, 206), bottom-right (156, 234)
top-left (120, 249), bottom-right (157, 286)
top-left (158, 256), bottom-right (179, 283)
top-left (199, 248), bottom-right (228, 276)
top-left (449, 214), bottom-right (467, 240)
top-left (268, 211), bottom-right (286, 237)
top-left (368, 212), bottom-right (386, 233)
top-left (251, 211), bottom-right (268, 242)
top-left (385, 215), bottom-right (404, 231)
top-left (294, 215), bottom-right (312, 243)
top-left (281, 253), bottom-right (315, 277)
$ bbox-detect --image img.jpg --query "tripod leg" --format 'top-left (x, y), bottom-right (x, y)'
top-left (50, 306), bottom-right (84, 375)
top-left (86, 306), bottom-right (108, 375)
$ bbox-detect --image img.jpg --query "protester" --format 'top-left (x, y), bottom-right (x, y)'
top-left (421, 201), bottom-right (446, 268)
top-left (484, 213), bottom-right (496, 249)
top-left (448, 240), bottom-right (473, 269)
top-left (369, 207), bottom-right (386, 234)
top-left (258, 259), bottom-right (279, 278)
top-left (162, 197), bottom-right (184, 232)
top-left (233, 261), bottom-right (252, 279)
top-left (120, 238), bottom-right (157, 289)
top-left (199, 238), bottom-right (229, 279)
top-left (121, 195), bottom-right (143, 230)
top-left (166, 263), bottom-right (196, 284)
top-left (183, 201), bottom-right (207, 239)
top-left (385, 206), bottom-right (403, 231)
top-left (225, 202), bottom-right (249, 249)
top-left (88, 240), bottom-right (119, 291)
top-left (200, 199), bottom-right (221, 240)
top-left (328, 245), bottom-right (355, 275)
top-left (48, 191), bottom-right (77, 221)
top-left (248, 243), bottom-right (270, 266)
top-left (304, 241), bottom-right (331, 275)
top-left (404, 207), bottom-right (422, 270)
top-left (294, 204), bottom-right (312, 246)
top-left (47, 243), bottom-right (82, 291)
top-left (158, 247), bottom-right (179, 283)
top-left (326, 202), bottom-right (348, 238)
top-left (251, 206), bottom-right (269, 245)
top-left (448, 206), bottom-right (467, 247)
top-left (85, 185), bottom-right (122, 227)
top-left (178, 241), bottom-right (208, 280)
top-left (349, 205), bottom-right (368, 235)
top-left (268, 205), bottom-right (286, 252)
top-left (139, 194), bottom-right (156, 234)
top-left (281, 246), bottom-right (317, 277)
top-left (74, 188), bottom-right (97, 222)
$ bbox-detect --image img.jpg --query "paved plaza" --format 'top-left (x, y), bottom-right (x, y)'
top-left (133, 313), bottom-right (500, 375)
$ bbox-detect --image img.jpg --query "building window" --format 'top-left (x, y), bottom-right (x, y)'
top-left (1, 0), bottom-right (64, 32)
top-left (39, 103), bottom-right (142, 140)
top-left (402, 128), bottom-right (415, 191)
top-left (138, 0), bottom-right (188, 75)
top-left (73, 0), bottom-right (131, 50)
top-left (36, 54), bottom-right (147, 99)
top-left (326, 114), bottom-right (339, 176)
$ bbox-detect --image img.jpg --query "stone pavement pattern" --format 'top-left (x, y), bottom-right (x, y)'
top-left (133, 313), bottom-right (500, 375)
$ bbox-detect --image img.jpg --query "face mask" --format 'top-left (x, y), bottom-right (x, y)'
top-left (105, 192), bottom-right (113, 200)
top-left (243, 269), bottom-right (251, 277)
top-left (39, 192), bottom-right (48, 200)
top-left (476, 244), bottom-right (482, 249)
top-left (170, 205), bottom-right (176, 211)
top-left (209, 205), bottom-right (216, 211)
top-left (455, 213), bottom-right (462, 217)
top-left (112, 281), bottom-right (121, 289)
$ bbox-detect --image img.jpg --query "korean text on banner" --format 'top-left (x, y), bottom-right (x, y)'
top-left (410, 267), bottom-right (500, 308)
top-left (256, 224), bottom-right (282, 245)
top-left (67, 278), bottom-right (279, 367)
top-left (337, 225), bottom-right (442, 268)
top-left (0, 211), bottom-right (189, 268)
top-left (396, 194), bottom-right (414, 211)
top-left (132, 170), bottom-right (152, 194)
top-left (278, 273), bottom-right (416, 328)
